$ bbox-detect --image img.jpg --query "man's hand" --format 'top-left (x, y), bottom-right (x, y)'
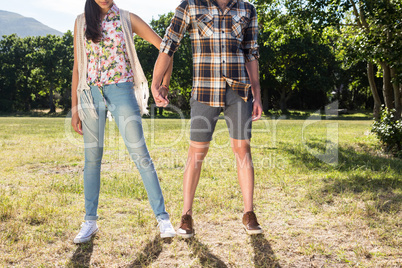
top-left (159, 85), bottom-right (169, 99)
top-left (71, 113), bottom-right (83, 135)
top-left (151, 84), bottom-right (169, 107)
top-left (252, 98), bottom-right (263, 121)
top-left (152, 53), bottom-right (173, 108)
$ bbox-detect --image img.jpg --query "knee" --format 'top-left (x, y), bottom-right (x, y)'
top-left (232, 144), bottom-right (251, 161)
top-left (190, 141), bottom-right (210, 159)
top-left (85, 150), bottom-right (103, 167)
top-left (232, 143), bottom-right (250, 156)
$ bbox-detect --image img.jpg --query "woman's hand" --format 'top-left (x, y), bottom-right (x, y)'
top-left (71, 113), bottom-right (83, 135)
top-left (151, 84), bottom-right (169, 107)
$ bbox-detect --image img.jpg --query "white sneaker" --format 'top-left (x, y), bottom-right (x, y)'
top-left (74, 220), bottom-right (99, 244)
top-left (158, 219), bottom-right (176, 238)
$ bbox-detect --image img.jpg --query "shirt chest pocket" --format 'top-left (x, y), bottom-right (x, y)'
top-left (231, 15), bottom-right (250, 40)
top-left (196, 13), bottom-right (214, 37)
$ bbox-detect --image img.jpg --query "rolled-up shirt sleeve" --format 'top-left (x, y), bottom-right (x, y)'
top-left (241, 5), bottom-right (260, 62)
top-left (160, 0), bottom-right (190, 57)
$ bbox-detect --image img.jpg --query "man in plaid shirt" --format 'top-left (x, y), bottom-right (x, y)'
top-left (151, 0), bottom-right (263, 237)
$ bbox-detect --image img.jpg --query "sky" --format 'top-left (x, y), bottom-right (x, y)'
top-left (2, 0), bottom-right (181, 33)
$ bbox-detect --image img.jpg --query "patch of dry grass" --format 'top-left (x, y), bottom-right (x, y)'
top-left (0, 117), bottom-right (401, 267)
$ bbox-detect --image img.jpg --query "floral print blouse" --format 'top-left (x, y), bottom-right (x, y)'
top-left (85, 4), bottom-right (134, 87)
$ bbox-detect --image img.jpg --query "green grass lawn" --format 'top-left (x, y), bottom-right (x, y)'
top-left (0, 116), bottom-right (401, 267)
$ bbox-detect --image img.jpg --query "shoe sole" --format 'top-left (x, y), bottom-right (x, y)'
top-left (177, 228), bottom-right (194, 238)
top-left (160, 233), bottom-right (176, 238)
top-left (244, 227), bottom-right (263, 235)
top-left (177, 232), bottom-right (194, 238)
top-left (74, 228), bottom-right (99, 244)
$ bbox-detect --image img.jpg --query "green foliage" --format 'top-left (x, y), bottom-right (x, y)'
top-left (255, 0), bottom-right (337, 112)
top-left (371, 107), bottom-right (402, 157)
top-left (0, 33), bottom-right (73, 112)
top-left (281, 0), bottom-right (402, 104)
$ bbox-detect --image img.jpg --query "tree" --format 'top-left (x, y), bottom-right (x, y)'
top-left (37, 33), bottom-right (74, 113)
top-left (0, 33), bottom-right (73, 113)
top-left (280, 0), bottom-right (402, 119)
top-left (255, 0), bottom-right (337, 112)
top-left (0, 35), bottom-right (42, 111)
top-left (0, 34), bottom-right (19, 111)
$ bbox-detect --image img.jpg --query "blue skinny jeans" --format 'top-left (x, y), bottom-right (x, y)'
top-left (80, 82), bottom-right (169, 221)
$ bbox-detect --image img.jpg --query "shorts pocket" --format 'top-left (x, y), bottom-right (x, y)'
top-left (197, 13), bottom-right (214, 37)
top-left (223, 77), bottom-right (251, 102)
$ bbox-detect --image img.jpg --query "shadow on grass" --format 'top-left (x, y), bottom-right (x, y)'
top-left (185, 237), bottom-right (228, 267)
top-left (284, 141), bottom-right (402, 212)
top-left (128, 235), bottom-right (172, 268)
top-left (251, 234), bottom-right (281, 268)
top-left (66, 239), bottom-right (94, 268)
top-left (285, 140), bottom-right (402, 173)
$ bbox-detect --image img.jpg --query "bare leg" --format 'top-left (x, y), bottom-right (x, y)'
top-left (231, 138), bottom-right (254, 212)
top-left (182, 141), bottom-right (210, 216)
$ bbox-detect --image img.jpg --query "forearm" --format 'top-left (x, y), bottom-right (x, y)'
top-left (71, 65), bottom-right (79, 114)
top-left (162, 57), bottom-right (173, 86)
top-left (245, 60), bottom-right (261, 100)
top-left (152, 52), bottom-right (173, 89)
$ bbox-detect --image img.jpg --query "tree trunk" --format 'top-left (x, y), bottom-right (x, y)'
top-left (381, 62), bottom-right (394, 110)
top-left (23, 68), bottom-right (30, 112)
top-left (24, 97), bottom-right (31, 112)
top-left (279, 88), bottom-right (287, 113)
top-left (262, 87), bottom-right (269, 114)
top-left (49, 83), bottom-right (56, 113)
top-left (367, 62), bottom-right (381, 120)
top-left (63, 88), bottom-right (71, 112)
top-left (158, 107), bottom-right (164, 116)
top-left (390, 67), bottom-right (401, 120)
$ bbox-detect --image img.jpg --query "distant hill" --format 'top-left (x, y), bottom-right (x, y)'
top-left (0, 10), bottom-right (62, 38)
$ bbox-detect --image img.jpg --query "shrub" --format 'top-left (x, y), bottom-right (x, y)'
top-left (371, 107), bottom-right (402, 157)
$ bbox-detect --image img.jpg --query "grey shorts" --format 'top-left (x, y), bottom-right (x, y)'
top-left (190, 86), bottom-right (253, 142)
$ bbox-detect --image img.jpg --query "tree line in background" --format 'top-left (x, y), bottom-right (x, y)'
top-left (0, 0), bottom-right (401, 120)
top-left (0, 33), bottom-right (73, 113)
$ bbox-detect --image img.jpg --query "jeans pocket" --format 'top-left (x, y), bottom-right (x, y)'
top-left (115, 82), bottom-right (134, 89)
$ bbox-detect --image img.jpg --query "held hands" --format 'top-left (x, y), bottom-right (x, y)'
top-left (151, 84), bottom-right (169, 107)
top-left (71, 112), bottom-right (83, 135)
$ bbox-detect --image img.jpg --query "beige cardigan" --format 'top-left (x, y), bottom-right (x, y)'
top-left (75, 9), bottom-right (149, 120)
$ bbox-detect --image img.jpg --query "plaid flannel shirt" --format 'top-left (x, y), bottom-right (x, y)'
top-left (160, 0), bottom-right (259, 107)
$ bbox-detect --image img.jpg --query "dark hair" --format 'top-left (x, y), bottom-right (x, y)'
top-left (85, 0), bottom-right (102, 43)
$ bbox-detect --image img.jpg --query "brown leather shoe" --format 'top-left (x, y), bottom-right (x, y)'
top-left (243, 211), bottom-right (263, 235)
top-left (177, 213), bottom-right (194, 238)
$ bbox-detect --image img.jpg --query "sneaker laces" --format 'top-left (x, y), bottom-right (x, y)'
top-left (245, 211), bottom-right (259, 225)
top-left (77, 221), bottom-right (96, 237)
top-left (181, 209), bottom-right (192, 224)
top-left (158, 219), bottom-right (174, 232)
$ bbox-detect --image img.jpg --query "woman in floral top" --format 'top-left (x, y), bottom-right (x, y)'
top-left (71, 0), bottom-right (174, 243)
